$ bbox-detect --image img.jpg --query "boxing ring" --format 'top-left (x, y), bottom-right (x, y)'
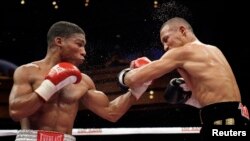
top-left (0, 127), bottom-right (200, 136)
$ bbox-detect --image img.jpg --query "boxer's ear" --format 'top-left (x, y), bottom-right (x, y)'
top-left (54, 37), bottom-right (64, 47)
top-left (179, 26), bottom-right (186, 35)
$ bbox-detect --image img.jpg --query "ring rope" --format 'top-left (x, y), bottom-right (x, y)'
top-left (0, 127), bottom-right (201, 136)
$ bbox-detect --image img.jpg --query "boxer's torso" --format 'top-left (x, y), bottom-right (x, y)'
top-left (177, 43), bottom-right (241, 107)
top-left (21, 61), bottom-right (89, 134)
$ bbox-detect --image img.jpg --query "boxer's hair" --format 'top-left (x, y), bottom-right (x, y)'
top-left (47, 21), bottom-right (85, 45)
top-left (160, 17), bottom-right (193, 32)
top-left (150, 0), bottom-right (193, 48)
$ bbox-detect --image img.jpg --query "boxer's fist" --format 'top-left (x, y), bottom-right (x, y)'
top-left (129, 57), bottom-right (152, 99)
top-left (130, 83), bottom-right (150, 100)
top-left (35, 62), bottom-right (82, 101)
top-left (118, 57), bottom-right (152, 87)
top-left (164, 78), bottom-right (191, 104)
top-left (130, 57), bottom-right (152, 68)
top-left (118, 57), bottom-right (152, 100)
top-left (131, 56), bottom-right (153, 86)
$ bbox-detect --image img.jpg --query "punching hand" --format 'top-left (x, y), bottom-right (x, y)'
top-left (35, 62), bottom-right (82, 101)
top-left (118, 57), bottom-right (152, 100)
top-left (118, 57), bottom-right (152, 87)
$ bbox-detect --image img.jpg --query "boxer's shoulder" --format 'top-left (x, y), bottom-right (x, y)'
top-left (24, 63), bottom-right (39, 68)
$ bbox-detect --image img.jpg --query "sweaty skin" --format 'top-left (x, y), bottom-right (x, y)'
top-left (9, 25), bottom-right (136, 135)
top-left (10, 62), bottom-right (134, 134)
top-left (124, 18), bottom-right (241, 107)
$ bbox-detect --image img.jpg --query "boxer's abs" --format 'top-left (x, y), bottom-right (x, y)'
top-left (22, 102), bottom-right (79, 134)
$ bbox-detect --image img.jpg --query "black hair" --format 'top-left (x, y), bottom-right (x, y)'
top-left (47, 21), bottom-right (85, 45)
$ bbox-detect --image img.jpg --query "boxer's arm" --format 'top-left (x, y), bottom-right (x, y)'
top-left (124, 56), bottom-right (174, 88)
top-left (9, 65), bottom-right (44, 121)
top-left (118, 57), bottom-right (152, 87)
top-left (118, 57), bottom-right (152, 100)
top-left (82, 89), bottom-right (135, 122)
top-left (81, 75), bottom-right (136, 122)
top-left (124, 49), bottom-right (187, 88)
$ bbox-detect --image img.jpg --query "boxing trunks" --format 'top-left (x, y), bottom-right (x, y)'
top-left (199, 102), bottom-right (249, 125)
top-left (15, 130), bottom-right (76, 141)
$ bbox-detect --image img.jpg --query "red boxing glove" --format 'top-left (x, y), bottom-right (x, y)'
top-left (118, 57), bottom-right (152, 87)
top-left (130, 57), bottom-right (152, 68)
top-left (118, 57), bottom-right (153, 100)
top-left (130, 57), bottom-right (152, 100)
top-left (35, 62), bottom-right (82, 101)
top-left (131, 57), bottom-right (152, 86)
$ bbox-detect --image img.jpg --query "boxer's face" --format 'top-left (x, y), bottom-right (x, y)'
top-left (160, 25), bottom-right (183, 51)
top-left (60, 33), bottom-right (86, 66)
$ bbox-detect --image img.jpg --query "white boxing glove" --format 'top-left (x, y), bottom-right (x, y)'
top-left (129, 83), bottom-right (150, 100)
top-left (118, 57), bottom-right (152, 87)
top-left (35, 62), bottom-right (82, 101)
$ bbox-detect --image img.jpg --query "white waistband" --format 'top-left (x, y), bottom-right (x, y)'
top-left (15, 130), bottom-right (75, 141)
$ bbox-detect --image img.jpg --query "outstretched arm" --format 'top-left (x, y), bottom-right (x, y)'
top-left (80, 73), bottom-right (143, 122)
top-left (124, 50), bottom-right (182, 88)
top-left (82, 89), bottom-right (136, 122)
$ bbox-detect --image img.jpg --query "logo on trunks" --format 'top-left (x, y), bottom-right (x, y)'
top-left (212, 129), bottom-right (246, 136)
top-left (37, 130), bottom-right (64, 141)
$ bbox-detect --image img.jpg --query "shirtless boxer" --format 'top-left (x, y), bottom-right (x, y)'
top-left (119, 17), bottom-right (249, 139)
top-left (8, 21), bottom-right (148, 141)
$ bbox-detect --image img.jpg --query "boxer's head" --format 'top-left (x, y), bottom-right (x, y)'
top-left (160, 17), bottom-right (193, 51)
top-left (47, 21), bottom-right (87, 66)
top-left (47, 21), bottom-right (85, 46)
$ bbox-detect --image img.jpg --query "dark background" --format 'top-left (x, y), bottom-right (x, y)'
top-left (1, 0), bottom-right (249, 103)
top-left (1, 0), bottom-right (229, 65)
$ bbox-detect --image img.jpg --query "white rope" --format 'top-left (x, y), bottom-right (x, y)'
top-left (0, 130), bottom-right (18, 136)
top-left (0, 127), bottom-right (201, 136)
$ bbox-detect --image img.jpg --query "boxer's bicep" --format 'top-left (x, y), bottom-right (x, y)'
top-left (82, 89), bottom-right (110, 117)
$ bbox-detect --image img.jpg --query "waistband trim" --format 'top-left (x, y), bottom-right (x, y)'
top-left (15, 129), bottom-right (75, 141)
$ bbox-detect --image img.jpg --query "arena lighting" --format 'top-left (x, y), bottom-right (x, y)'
top-left (153, 0), bottom-right (158, 8)
top-left (20, 0), bottom-right (25, 5)
top-left (52, 1), bottom-right (57, 5)
top-left (85, 0), bottom-right (90, 7)
top-left (51, 0), bottom-right (59, 9)
top-left (54, 5), bottom-right (59, 9)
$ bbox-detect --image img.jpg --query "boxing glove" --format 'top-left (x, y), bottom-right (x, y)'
top-left (35, 62), bottom-right (82, 101)
top-left (118, 68), bottom-right (132, 88)
top-left (129, 83), bottom-right (150, 100)
top-left (118, 57), bottom-right (152, 86)
top-left (130, 57), bottom-right (152, 68)
top-left (164, 78), bottom-right (192, 104)
top-left (118, 57), bottom-right (152, 100)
